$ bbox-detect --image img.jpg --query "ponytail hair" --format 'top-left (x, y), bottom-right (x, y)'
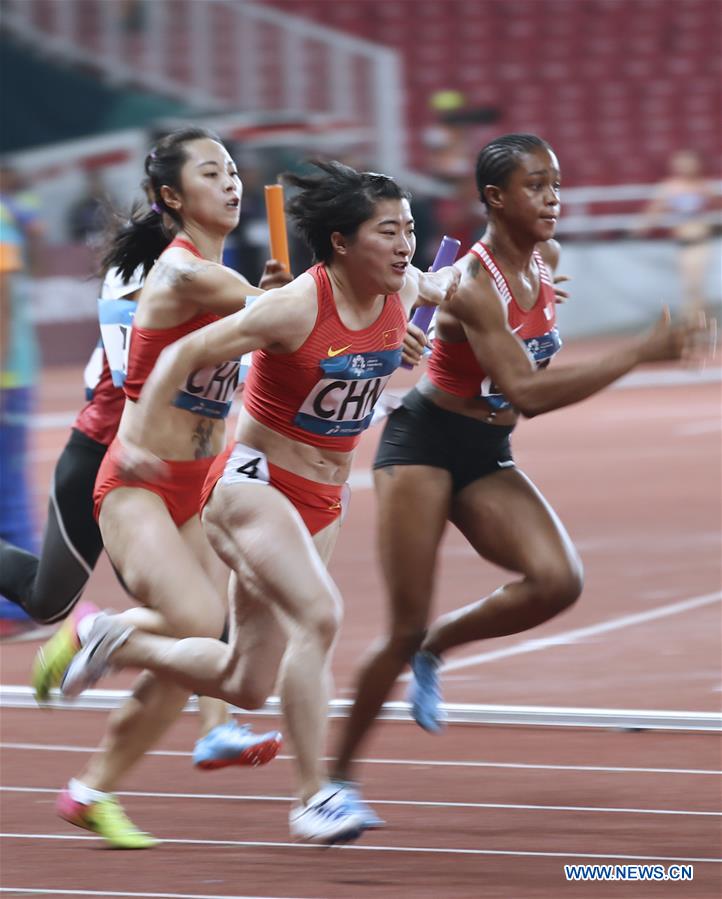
top-left (101, 126), bottom-right (224, 280)
top-left (100, 202), bottom-right (170, 281)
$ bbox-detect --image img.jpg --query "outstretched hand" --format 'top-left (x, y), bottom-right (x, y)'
top-left (553, 274), bottom-right (571, 304)
top-left (259, 259), bottom-right (293, 291)
top-left (418, 264), bottom-right (461, 307)
top-left (116, 440), bottom-right (169, 483)
top-left (639, 307), bottom-right (716, 366)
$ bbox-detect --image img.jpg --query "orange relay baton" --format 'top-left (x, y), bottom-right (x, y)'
top-left (264, 184), bottom-right (291, 273)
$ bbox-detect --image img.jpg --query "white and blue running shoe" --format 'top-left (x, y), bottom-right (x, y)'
top-left (408, 650), bottom-right (445, 733)
top-left (60, 611), bottom-right (134, 698)
top-left (289, 783), bottom-right (367, 844)
top-left (331, 781), bottom-right (385, 830)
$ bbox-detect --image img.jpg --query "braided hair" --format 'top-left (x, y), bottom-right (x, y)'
top-left (475, 134), bottom-right (553, 208)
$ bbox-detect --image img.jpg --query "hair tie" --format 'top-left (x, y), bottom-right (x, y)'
top-left (151, 202), bottom-right (162, 215)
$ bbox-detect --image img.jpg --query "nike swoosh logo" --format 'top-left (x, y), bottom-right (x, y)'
top-left (327, 344), bottom-right (352, 357)
top-left (511, 324), bottom-right (523, 334)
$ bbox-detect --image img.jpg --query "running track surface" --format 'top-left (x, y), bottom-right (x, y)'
top-left (1, 341), bottom-right (721, 897)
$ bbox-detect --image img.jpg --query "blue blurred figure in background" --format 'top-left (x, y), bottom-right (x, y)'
top-left (0, 164), bottom-right (44, 638)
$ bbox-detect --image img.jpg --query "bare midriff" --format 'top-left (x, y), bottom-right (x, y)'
top-left (236, 408), bottom-right (354, 485)
top-left (118, 400), bottom-right (226, 461)
top-left (417, 374), bottom-right (520, 427)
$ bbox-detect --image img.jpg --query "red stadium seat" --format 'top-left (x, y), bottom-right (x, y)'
top-left (16, 0), bottom-right (720, 185)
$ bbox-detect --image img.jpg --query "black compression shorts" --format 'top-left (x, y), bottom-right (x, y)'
top-left (373, 388), bottom-right (515, 493)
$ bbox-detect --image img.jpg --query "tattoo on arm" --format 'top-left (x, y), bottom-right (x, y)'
top-left (192, 420), bottom-right (215, 459)
top-left (468, 256), bottom-right (481, 279)
top-left (150, 260), bottom-right (177, 288)
top-left (178, 260), bottom-right (215, 283)
top-left (152, 259), bottom-right (215, 289)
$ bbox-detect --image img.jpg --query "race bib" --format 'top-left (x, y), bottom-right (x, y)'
top-left (370, 390), bottom-right (403, 426)
top-left (523, 328), bottom-right (562, 365)
top-left (481, 328), bottom-right (562, 409)
top-left (220, 442), bottom-right (270, 486)
top-left (83, 340), bottom-right (104, 399)
top-left (98, 298), bottom-right (136, 387)
top-left (295, 349), bottom-right (401, 438)
top-left (173, 359), bottom-right (241, 419)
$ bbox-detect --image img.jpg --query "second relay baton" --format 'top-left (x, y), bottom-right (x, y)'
top-left (401, 234), bottom-right (461, 369)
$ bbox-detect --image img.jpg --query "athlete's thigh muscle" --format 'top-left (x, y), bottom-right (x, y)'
top-left (99, 487), bottom-right (225, 637)
top-left (451, 467), bottom-right (579, 576)
top-left (374, 464), bottom-right (453, 627)
top-left (203, 479), bottom-right (341, 627)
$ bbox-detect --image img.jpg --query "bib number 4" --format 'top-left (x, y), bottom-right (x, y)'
top-left (236, 457), bottom-right (262, 479)
top-left (221, 443), bottom-right (270, 487)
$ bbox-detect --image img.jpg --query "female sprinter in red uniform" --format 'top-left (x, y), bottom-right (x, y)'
top-left (32, 127), bottom-right (286, 847)
top-left (0, 247), bottom-right (287, 632)
top-left (5, 263), bottom-right (279, 785)
top-left (328, 133), bottom-right (712, 813)
top-left (52, 160), bottom-right (458, 844)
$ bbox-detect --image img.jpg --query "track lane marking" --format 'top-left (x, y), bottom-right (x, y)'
top-left (28, 365), bottom-right (722, 434)
top-left (397, 591), bottom-right (722, 678)
top-left (2, 785), bottom-right (718, 818)
top-left (0, 891), bottom-right (317, 899)
top-left (1, 742), bottom-right (720, 775)
top-left (1, 833), bottom-right (720, 863)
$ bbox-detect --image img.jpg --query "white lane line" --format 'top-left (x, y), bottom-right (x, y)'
top-left (3, 785), bottom-right (719, 819)
top-left (27, 363), bottom-right (721, 437)
top-left (400, 590), bottom-right (722, 678)
top-left (28, 412), bottom-right (75, 430)
top-left (2, 786), bottom-right (718, 818)
top-left (2, 743), bottom-right (720, 776)
top-left (677, 419), bottom-right (722, 436)
top-left (614, 367), bottom-right (721, 389)
top-left (30, 448), bottom-right (68, 463)
top-left (0, 892), bottom-right (316, 899)
top-left (1, 833), bottom-right (720, 864)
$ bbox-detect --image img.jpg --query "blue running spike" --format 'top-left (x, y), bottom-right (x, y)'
top-left (408, 651), bottom-right (446, 733)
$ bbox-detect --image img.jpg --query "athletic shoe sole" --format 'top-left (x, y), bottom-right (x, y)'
top-left (291, 821), bottom-right (367, 846)
top-left (194, 733), bottom-right (282, 770)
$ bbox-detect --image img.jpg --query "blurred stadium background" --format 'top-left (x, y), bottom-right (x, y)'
top-left (0, 0), bottom-right (720, 611)
top-left (1, 0), bottom-right (720, 366)
top-left (1, 6), bottom-right (720, 888)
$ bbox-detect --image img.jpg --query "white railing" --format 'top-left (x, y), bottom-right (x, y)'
top-left (6, 124), bottom-right (722, 337)
top-left (3, 0), bottom-right (720, 240)
top-left (1, 0), bottom-right (406, 174)
top-left (3, 116), bottom-right (378, 244)
top-left (8, 119), bottom-right (722, 245)
top-left (556, 181), bottom-right (722, 236)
